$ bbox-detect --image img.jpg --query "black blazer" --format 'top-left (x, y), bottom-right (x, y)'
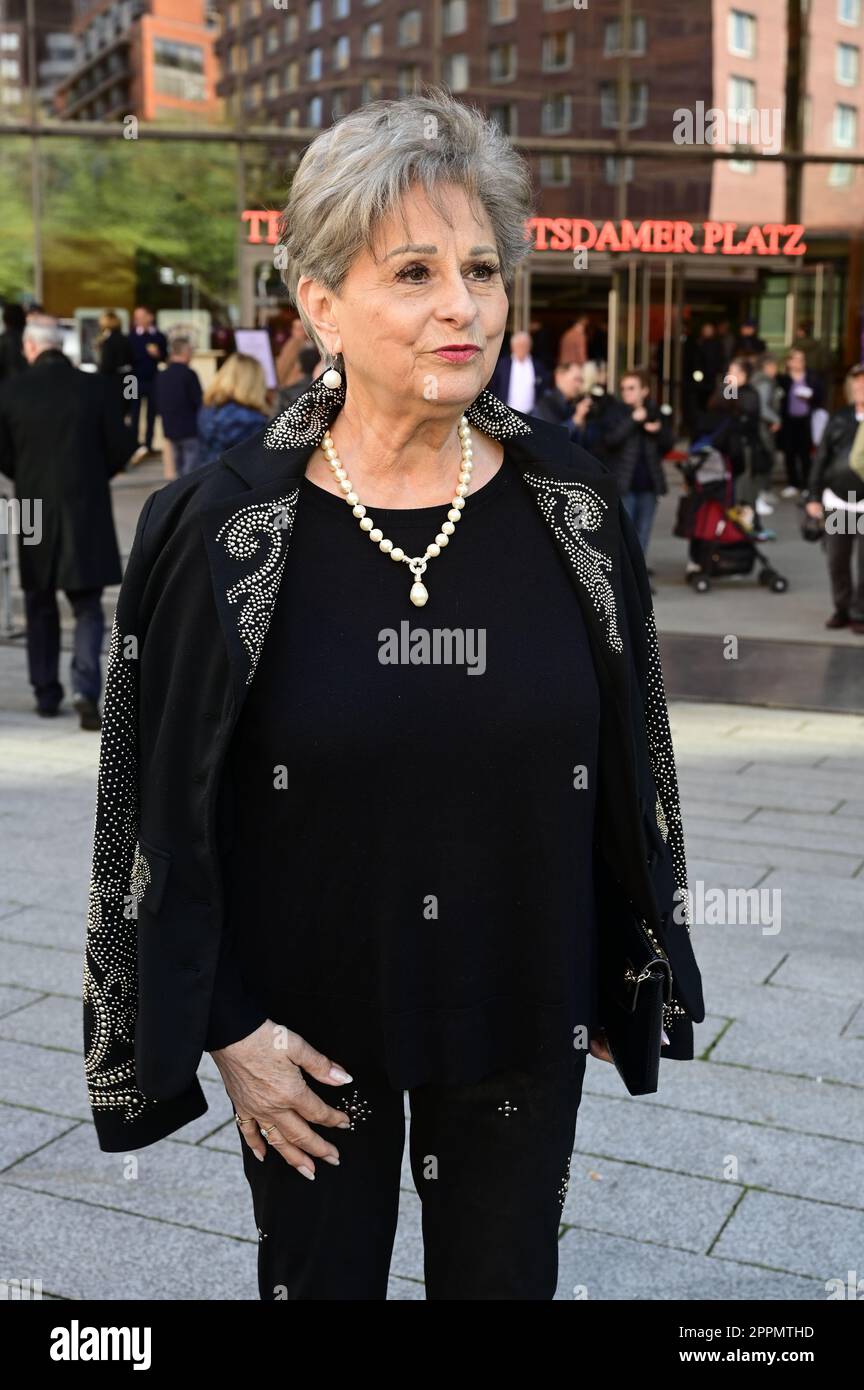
top-left (490, 354), bottom-right (550, 407)
top-left (0, 350), bottom-right (134, 591)
top-left (82, 377), bottom-right (705, 1152)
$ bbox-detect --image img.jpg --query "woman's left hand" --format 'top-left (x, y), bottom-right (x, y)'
top-left (589, 1030), bottom-right (614, 1064)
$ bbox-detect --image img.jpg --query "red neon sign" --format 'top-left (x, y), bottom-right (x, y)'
top-left (242, 210), bottom-right (807, 257)
top-left (527, 218), bottom-right (807, 256)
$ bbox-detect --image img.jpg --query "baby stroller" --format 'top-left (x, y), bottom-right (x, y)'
top-left (674, 441), bottom-right (788, 595)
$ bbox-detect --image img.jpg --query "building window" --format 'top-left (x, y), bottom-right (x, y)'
top-left (443, 52), bottom-right (469, 90)
top-left (727, 74), bottom-right (757, 137)
top-left (541, 93), bottom-right (571, 133)
top-left (153, 38), bottom-right (206, 101)
top-left (599, 80), bottom-right (648, 128)
top-left (834, 102), bottom-right (857, 146)
top-left (283, 59), bottom-right (299, 90)
top-left (543, 0), bottom-right (571, 9)
top-left (308, 94), bottom-right (323, 125)
top-left (838, 0), bottom-right (861, 23)
top-left (489, 102), bottom-right (516, 134)
top-left (542, 32), bottom-right (572, 71)
top-left (266, 69), bottom-right (279, 98)
top-left (398, 9), bottom-right (422, 45)
top-left (837, 42), bottom-right (860, 84)
top-left (728, 10), bottom-right (756, 58)
top-left (489, 42), bottom-right (516, 81)
top-left (828, 161), bottom-right (854, 184)
top-left (728, 155), bottom-right (755, 173)
top-left (398, 64), bottom-right (422, 94)
top-left (361, 76), bottom-right (382, 102)
top-left (489, 0), bottom-right (517, 21)
top-left (284, 13), bottom-right (299, 42)
top-left (284, 107), bottom-right (300, 128)
top-left (266, 25), bottom-right (279, 55)
top-left (333, 34), bottom-right (350, 70)
top-left (362, 23), bottom-right (383, 57)
top-left (331, 87), bottom-right (347, 117)
top-left (307, 0), bottom-right (323, 30)
top-left (539, 154), bottom-right (570, 186)
top-left (333, 0), bottom-right (350, 16)
top-left (604, 16), bottom-right (646, 55)
top-left (443, 0), bottom-right (467, 33)
top-left (604, 157), bottom-right (634, 184)
top-left (307, 46), bottom-right (322, 79)
top-left (246, 34), bottom-right (263, 66)
top-left (0, 32), bottom-right (20, 50)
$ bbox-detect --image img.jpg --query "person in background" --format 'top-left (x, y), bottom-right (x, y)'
top-left (777, 348), bottom-right (823, 498)
top-left (734, 319), bottom-right (766, 359)
top-left (600, 367), bottom-right (673, 558)
top-left (556, 314), bottom-right (589, 367)
top-left (197, 352), bottom-right (270, 466)
top-left (527, 317), bottom-right (554, 372)
top-left (155, 335), bottom-right (203, 479)
top-left (275, 316), bottom-right (313, 389)
top-left (489, 330), bottom-right (549, 414)
top-left (127, 305), bottom-right (168, 455)
top-left (805, 363), bottom-right (864, 634)
top-left (715, 318), bottom-right (736, 370)
top-left (0, 317), bottom-right (135, 727)
top-left (0, 303), bottom-right (26, 381)
top-left (750, 352), bottom-right (783, 516)
top-left (95, 310), bottom-right (132, 423)
top-left (270, 344), bottom-right (321, 417)
top-left (683, 322), bottom-right (724, 434)
top-left (531, 360), bottom-right (595, 447)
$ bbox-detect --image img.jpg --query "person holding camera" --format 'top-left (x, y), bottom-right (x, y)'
top-left (804, 363), bottom-right (864, 633)
top-left (531, 360), bottom-right (594, 445)
top-left (600, 369), bottom-right (673, 556)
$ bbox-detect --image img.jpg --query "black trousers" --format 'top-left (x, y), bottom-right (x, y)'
top-left (780, 417), bottom-right (812, 489)
top-left (824, 516), bottom-right (864, 621)
top-left (238, 1047), bottom-right (588, 1301)
top-left (24, 586), bottom-right (104, 710)
top-left (127, 380), bottom-right (159, 451)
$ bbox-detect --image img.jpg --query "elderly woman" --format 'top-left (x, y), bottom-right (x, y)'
top-left (82, 89), bottom-right (704, 1301)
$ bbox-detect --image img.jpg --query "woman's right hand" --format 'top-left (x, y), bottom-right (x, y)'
top-left (210, 1019), bottom-right (354, 1178)
top-left (805, 501), bottom-right (823, 518)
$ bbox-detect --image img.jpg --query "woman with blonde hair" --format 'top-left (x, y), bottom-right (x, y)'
top-left (197, 351), bottom-right (270, 466)
top-left (82, 87), bottom-right (703, 1301)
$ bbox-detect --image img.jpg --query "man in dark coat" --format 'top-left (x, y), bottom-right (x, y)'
top-left (600, 369), bottom-right (674, 557)
top-left (0, 317), bottom-right (136, 726)
top-left (127, 304), bottom-right (168, 454)
top-left (489, 331), bottom-right (550, 414)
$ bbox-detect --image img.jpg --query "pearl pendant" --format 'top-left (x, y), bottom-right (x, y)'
top-left (410, 581), bottom-right (429, 607)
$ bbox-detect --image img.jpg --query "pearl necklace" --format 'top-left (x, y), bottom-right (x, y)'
top-left (320, 417), bottom-right (473, 607)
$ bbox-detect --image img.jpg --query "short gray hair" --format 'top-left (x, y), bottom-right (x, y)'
top-left (277, 86), bottom-right (535, 359)
top-left (23, 316), bottom-right (64, 351)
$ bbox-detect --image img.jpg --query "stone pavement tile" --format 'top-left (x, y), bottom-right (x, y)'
top-left (0, 994), bottom-right (82, 1050)
top-left (572, 1093), bottom-right (864, 1209)
top-left (685, 833), bottom-right (861, 877)
top-left (678, 774), bottom-right (839, 815)
top-left (703, 980), bottom-right (863, 1039)
top-left (0, 1039), bottom-right (92, 1119)
top-left (0, 905), bottom-right (85, 952)
top-left (0, 939), bottom-right (85, 995)
top-left (749, 807), bottom-right (864, 840)
top-left (0, 869), bottom-right (79, 913)
top-left (686, 813), bottom-right (864, 857)
top-left (555, 1228), bottom-right (822, 1300)
top-left (688, 858), bottom-right (772, 891)
top-left (0, 1103), bottom-right (79, 1169)
top-left (707, 1014), bottom-right (864, 1087)
top-left (0, 982), bottom-right (44, 1018)
top-left (561, 1155), bottom-right (738, 1252)
top-left (712, 1190), bottom-right (864, 1284)
top-left (676, 797), bottom-right (758, 824)
top-left (582, 1056), bottom-right (864, 1144)
top-left (0, 1184), bottom-right (257, 1300)
top-left (387, 1274), bottom-right (425, 1299)
top-left (5, 1125), bottom-right (258, 1240)
top-left (738, 764), bottom-right (864, 799)
top-left (681, 929), bottom-right (784, 989)
top-left (843, 1001), bottom-right (864, 1038)
top-left (388, 1186), bottom-right (424, 1283)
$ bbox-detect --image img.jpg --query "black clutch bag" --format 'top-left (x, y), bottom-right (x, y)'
top-left (596, 905), bottom-right (673, 1096)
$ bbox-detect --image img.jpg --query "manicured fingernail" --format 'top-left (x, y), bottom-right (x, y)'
top-left (254, 1151), bottom-right (265, 1162)
top-left (298, 1165), bottom-right (315, 1180)
top-left (322, 1154), bottom-right (340, 1166)
top-left (329, 1067), bottom-right (353, 1083)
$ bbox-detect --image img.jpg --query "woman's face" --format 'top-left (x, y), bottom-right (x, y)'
top-left (301, 181), bottom-right (509, 412)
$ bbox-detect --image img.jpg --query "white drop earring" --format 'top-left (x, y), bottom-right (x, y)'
top-left (322, 353), bottom-right (343, 390)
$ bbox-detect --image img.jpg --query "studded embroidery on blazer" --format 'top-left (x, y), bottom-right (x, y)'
top-left (521, 474), bottom-right (623, 654)
top-left (83, 617), bottom-right (160, 1125)
top-left (644, 610), bottom-right (691, 937)
top-left (215, 491), bottom-right (300, 684)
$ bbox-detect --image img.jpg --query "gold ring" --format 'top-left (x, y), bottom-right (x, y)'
top-left (260, 1124), bottom-right (278, 1140)
top-left (234, 1113), bottom-right (255, 1126)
